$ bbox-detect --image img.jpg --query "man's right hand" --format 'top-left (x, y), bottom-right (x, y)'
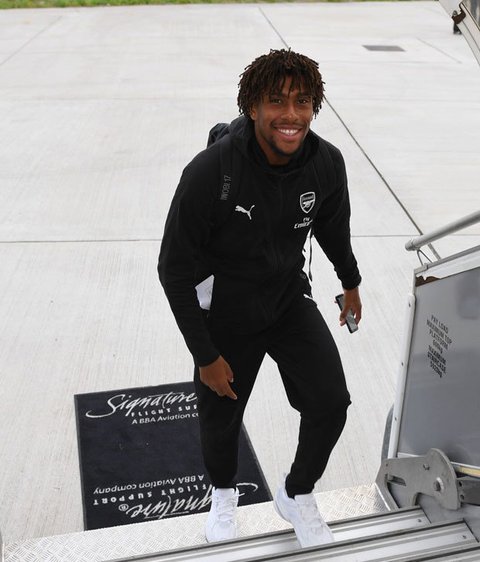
top-left (199, 356), bottom-right (237, 400)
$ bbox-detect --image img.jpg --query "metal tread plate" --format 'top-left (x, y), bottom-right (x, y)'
top-left (5, 484), bottom-right (386, 562)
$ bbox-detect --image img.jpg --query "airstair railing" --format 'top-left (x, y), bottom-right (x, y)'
top-left (405, 210), bottom-right (480, 252)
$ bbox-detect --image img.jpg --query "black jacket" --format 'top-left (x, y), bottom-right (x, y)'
top-left (158, 116), bottom-right (361, 366)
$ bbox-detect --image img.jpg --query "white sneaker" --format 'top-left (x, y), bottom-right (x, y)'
top-left (274, 482), bottom-right (334, 548)
top-left (205, 487), bottom-right (239, 543)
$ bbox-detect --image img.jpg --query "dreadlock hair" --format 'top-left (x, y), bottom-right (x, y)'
top-left (237, 49), bottom-right (325, 119)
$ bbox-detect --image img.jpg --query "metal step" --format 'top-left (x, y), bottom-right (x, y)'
top-left (106, 506), bottom-right (431, 561)
top-left (108, 519), bottom-right (477, 562)
top-left (236, 520), bottom-right (476, 562)
top-left (399, 544), bottom-right (480, 561)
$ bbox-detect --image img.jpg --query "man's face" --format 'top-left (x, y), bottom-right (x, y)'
top-left (250, 76), bottom-right (314, 166)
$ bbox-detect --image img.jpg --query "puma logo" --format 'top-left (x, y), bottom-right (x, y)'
top-left (235, 205), bottom-right (255, 221)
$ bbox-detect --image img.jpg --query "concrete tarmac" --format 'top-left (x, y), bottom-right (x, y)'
top-left (0, 0), bottom-right (479, 545)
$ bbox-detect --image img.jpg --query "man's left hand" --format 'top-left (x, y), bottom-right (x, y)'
top-left (340, 286), bottom-right (362, 326)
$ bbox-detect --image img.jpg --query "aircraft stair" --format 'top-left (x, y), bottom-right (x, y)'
top-left (104, 506), bottom-right (479, 562)
top-left (3, 476), bottom-right (480, 562)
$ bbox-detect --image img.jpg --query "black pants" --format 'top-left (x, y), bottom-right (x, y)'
top-left (194, 292), bottom-right (351, 497)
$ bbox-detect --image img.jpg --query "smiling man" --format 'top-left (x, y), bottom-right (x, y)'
top-left (158, 49), bottom-right (362, 547)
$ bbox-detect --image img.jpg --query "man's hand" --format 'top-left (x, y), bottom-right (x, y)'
top-left (339, 286), bottom-right (362, 326)
top-left (199, 356), bottom-right (237, 400)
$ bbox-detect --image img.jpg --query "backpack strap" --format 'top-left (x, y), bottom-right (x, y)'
top-left (206, 122), bottom-right (239, 229)
top-left (213, 134), bottom-right (239, 229)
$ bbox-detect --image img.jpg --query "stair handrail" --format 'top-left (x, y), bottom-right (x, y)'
top-left (405, 210), bottom-right (480, 252)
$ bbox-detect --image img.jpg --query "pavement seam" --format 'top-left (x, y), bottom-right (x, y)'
top-left (418, 37), bottom-right (463, 64)
top-left (0, 238), bottom-right (162, 244)
top-left (324, 99), bottom-right (424, 237)
top-left (0, 234), bottom-right (440, 245)
top-left (258, 6), bottom-right (289, 49)
top-left (0, 15), bottom-right (63, 69)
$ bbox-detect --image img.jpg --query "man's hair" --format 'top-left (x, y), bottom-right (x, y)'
top-left (237, 49), bottom-right (325, 118)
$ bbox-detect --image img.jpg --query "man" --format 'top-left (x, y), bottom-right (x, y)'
top-left (158, 49), bottom-right (362, 547)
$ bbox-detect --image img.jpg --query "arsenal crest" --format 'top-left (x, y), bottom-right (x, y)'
top-left (300, 192), bottom-right (315, 214)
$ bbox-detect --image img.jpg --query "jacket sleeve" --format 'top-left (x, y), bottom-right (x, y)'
top-left (312, 145), bottom-right (362, 290)
top-left (158, 151), bottom-right (220, 367)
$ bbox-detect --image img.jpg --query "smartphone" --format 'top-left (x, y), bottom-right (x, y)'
top-left (335, 294), bottom-right (358, 333)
